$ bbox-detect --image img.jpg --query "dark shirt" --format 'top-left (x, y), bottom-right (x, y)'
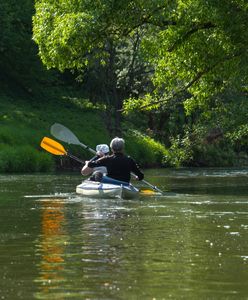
top-left (88, 153), bottom-right (144, 183)
top-left (89, 155), bottom-right (100, 162)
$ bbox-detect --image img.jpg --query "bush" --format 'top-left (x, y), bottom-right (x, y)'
top-left (124, 130), bottom-right (168, 167)
top-left (164, 134), bottom-right (193, 167)
top-left (0, 145), bottom-right (54, 173)
top-left (193, 143), bottom-right (237, 167)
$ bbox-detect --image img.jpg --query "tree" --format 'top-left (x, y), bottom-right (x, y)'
top-left (121, 1), bottom-right (248, 112)
top-left (33, 0), bottom-right (248, 159)
top-left (0, 0), bottom-right (42, 89)
top-left (77, 32), bottom-right (153, 135)
top-left (33, 0), bottom-right (158, 134)
top-left (33, 0), bottom-right (248, 110)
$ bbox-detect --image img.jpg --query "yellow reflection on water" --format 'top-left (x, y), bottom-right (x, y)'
top-left (35, 199), bottom-right (68, 299)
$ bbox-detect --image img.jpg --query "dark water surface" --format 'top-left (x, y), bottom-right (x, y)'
top-left (0, 168), bottom-right (248, 299)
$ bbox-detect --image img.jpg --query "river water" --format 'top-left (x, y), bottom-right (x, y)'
top-left (0, 168), bottom-right (248, 299)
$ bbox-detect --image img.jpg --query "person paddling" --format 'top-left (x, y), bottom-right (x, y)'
top-left (81, 144), bottom-right (109, 181)
top-left (82, 137), bottom-right (144, 183)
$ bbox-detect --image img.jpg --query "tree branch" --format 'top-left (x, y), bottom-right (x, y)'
top-left (138, 51), bottom-right (243, 111)
top-left (168, 22), bottom-right (216, 52)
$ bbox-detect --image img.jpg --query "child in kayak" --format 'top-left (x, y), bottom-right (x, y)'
top-left (81, 144), bottom-right (109, 181)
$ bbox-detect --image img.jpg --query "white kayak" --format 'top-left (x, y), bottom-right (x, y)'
top-left (76, 180), bottom-right (139, 199)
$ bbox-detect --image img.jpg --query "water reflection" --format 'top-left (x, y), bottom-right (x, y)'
top-left (34, 197), bottom-right (131, 299)
top-left (35, 199), bottom-right (67, 299)
top-left (31, 190), bottom-right (248, 299)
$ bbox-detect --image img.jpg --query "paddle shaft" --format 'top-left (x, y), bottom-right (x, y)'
top-left (140, 179), bottom-right (163, 194)
top-left (67, 153), bottom-right (85, 164)
top-left (78, 142), bottom-right (96, 155)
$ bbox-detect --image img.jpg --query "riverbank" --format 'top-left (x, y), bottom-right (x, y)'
top-left (1, 74), bottom-right (247, 173)
top-left (0, 80), bottom-right (168, 173)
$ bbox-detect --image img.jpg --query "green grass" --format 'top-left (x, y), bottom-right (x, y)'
top-left (0, 85), bottom-right (168, 172)
top-left (0, 85), bottom-right (109, 172)
top-left (125, 130), bottom-right (168, 167)
top-left (0, 145), bottom-right (54, 172)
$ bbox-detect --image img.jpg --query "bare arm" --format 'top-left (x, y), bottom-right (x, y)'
top-left (81, 161), bottom-right (93, 176)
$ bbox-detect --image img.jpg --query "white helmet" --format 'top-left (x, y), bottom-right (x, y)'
top-left (96, 144), bottom-right (109, 154)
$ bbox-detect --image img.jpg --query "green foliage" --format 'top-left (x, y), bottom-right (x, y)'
top-left (164, 134), bottom-right (193, 167)
top-left (0, 0), bottom-right (46, 89)
top-left (163, 95), bottom-right (248, 167)
top-left (33, 0), bottom-right (151, 71)
top-left (0, 0), bottom-right (34, 60)
top-left (0, 87), bottom-right (168, 172)
top-left (227, 124), bottom-right (248, 151)
top-left (33, 0), bottom-right (159, 135)
top-left (163, 131), bottom-right (240, 168)
top-left (0, 0), bottom-right (247, 172)
top-left (142, 0), bottom-right (248, 112)
top-left (190, 90), bottom-right (248, 161)
top-left (95, 0), bottom-right (248, 114)
top-left (0, 86), bottom-right (111, 173)
top-left (125, 130), bottom-right (168, 167)
top-left (33, 0), bottom-right (248, 164)
top-left (193, 143), bottom-right (237, 167)
top-left (0, 145), bottom-right (54, 173)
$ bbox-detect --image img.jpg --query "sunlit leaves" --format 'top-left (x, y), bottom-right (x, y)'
top-left (138, 0), bottom-right (248, 112)
top-left (33, 2), bottom-right (95, 70)
top-left (33, 0), bottom-right (248, 113)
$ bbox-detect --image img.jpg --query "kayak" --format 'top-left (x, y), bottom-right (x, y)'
top-left (76, 178), bottom-right (139, 199)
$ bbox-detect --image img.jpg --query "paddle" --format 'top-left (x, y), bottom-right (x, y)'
top-left (50, 123), bottom-right (96, 155)
top-left (40, 137), bottom-right (85, 164)
top-left (50, 123), bottom-right (164, 195)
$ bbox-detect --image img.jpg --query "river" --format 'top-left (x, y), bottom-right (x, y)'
top-left (0, 168), bottom-right (248, 299)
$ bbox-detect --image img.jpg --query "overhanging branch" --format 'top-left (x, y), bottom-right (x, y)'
top-left (138, 52), bottom-right (242, 110)
top-left (168, 22), bottom-right (216, 52)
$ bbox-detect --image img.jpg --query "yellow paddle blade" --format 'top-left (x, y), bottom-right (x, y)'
top-left (139, 188), bottom-right (161, 196)
top-left (40, 137), bottom-right (67, 156)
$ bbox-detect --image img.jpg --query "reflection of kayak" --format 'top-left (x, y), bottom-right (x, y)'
top-left (76, 177), bottom-right (139, 199)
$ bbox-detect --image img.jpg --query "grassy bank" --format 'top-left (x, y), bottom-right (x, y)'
top-left (0, 82), bottom-right (168, 173)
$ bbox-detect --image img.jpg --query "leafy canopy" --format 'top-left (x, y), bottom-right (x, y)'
top-left (33, 0), bottom-right (248, 112)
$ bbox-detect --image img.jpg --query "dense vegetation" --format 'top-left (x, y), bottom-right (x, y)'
top-left (0, 0), bottom-right (247, 173)
top-left (0, 81), bottom-right (167, 172)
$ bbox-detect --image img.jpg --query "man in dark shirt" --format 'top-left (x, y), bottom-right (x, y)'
top-left (82, 137), bottom-right (144, 183)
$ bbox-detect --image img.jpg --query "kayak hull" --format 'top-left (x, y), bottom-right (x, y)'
top-left (76, 180), bottom-right (139, 199)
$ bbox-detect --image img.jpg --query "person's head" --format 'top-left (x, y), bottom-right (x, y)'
top-left (96, 144), bottom-right (109, 156)
top-left (110, 137), bottom-right (125, 153)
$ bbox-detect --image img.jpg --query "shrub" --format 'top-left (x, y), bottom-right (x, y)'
top-left (0, 145), bottom-right (54, 173)
top-left (193, 143), bottom-right (237, 167)
top-left (124, 130), bottom-right (168, 167)
top-left (164, 134), bottom-right (193, 167)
